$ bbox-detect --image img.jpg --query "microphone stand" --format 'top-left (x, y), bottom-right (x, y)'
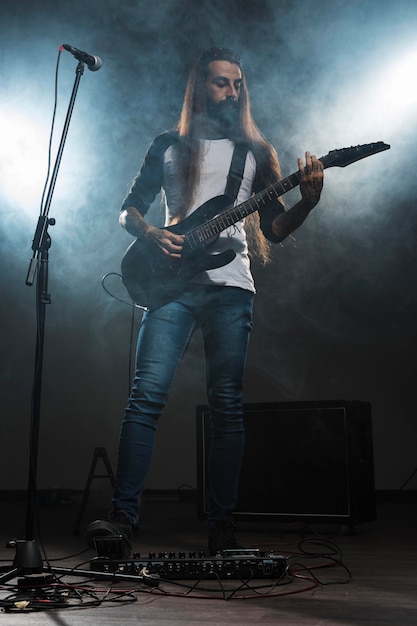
top-left (0, 59), bottom-right (154, 590)
top-left (0, 60), bottom-right (85, 584)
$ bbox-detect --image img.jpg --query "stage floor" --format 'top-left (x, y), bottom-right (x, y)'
top-left (0, 491), bottom-right (416, 625)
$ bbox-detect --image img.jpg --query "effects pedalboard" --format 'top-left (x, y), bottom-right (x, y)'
top-left (90, 548), bottom-right (288, 580)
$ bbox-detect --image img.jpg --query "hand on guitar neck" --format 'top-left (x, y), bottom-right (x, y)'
top-left (272, 151), bottom-right (324, 240)
top-left (298, 151), bottom-right (324, 209)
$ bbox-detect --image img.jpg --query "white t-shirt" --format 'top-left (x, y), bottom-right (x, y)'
top-left (163, 139), bottom-right (256, 293)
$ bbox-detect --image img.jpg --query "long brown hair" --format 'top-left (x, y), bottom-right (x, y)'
top-left (175, 47), bottom-right (283, 263)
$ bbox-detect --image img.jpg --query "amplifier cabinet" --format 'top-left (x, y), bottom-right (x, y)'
top-left (196, 400), bottom-right (376, 525)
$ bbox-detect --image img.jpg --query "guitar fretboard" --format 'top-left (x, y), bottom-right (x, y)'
top-left (184, 171), bottom-right (303, 250)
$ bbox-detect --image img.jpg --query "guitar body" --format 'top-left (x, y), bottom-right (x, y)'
top-left (121, 194), bottom-right (236, 309)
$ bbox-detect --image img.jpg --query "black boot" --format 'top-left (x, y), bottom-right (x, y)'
top-left (208, 520), bottom-right (242, 556)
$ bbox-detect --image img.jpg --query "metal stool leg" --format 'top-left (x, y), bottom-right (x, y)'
top-left (73, 447), bottom-right (115, 535)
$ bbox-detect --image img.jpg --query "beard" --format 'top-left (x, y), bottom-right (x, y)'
top-left (205, 98), bottom-right (240, 136)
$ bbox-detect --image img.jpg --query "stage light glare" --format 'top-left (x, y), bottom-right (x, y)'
top-left (332, 46), bottom-right (417, 144)
top-left (369, 47), bottom-right (417, 130)
top-left (380, 49), bottom-right (417, 114)
top-left (0, 106), bottom-right (49, 216)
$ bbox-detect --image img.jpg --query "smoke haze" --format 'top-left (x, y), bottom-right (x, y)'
top-left (0, 0), bottom-right (416, 493)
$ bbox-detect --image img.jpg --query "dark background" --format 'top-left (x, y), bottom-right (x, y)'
top-left (0, 0), bottom-right (416, 494)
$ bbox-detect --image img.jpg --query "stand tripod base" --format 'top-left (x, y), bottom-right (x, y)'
top-left (0, 538), bottom-right (158, 587)
top-left (0, 540), bottom-right (43, 584)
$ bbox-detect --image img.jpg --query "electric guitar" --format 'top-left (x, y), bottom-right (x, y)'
top-left (121, 141), bottom-right (390, 310)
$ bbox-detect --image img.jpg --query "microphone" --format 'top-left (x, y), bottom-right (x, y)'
top-left (61, 44), bottom-right (102, 71)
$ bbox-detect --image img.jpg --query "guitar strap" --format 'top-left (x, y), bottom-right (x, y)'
top-left (225, 142), bottom-right (249, 202)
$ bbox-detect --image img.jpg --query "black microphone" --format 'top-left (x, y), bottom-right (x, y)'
top-left (61, 44), bottom-right (102, 71)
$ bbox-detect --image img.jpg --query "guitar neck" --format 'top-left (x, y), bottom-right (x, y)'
top-left (186, 161), bottom-right (325, 247)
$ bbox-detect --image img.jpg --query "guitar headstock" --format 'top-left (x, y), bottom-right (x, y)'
top-left (321, 142), bottom-right (390, 168)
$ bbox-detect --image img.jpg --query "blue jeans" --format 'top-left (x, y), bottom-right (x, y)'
top-left (112, 284), bottom-right (253, 526)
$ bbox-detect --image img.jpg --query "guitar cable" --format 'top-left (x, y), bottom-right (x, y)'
top-left (101, 272), bottom-right (146, 396)
top-left (101, 272), bottom-right (146, 310)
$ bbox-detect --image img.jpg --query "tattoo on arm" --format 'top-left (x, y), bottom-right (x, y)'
top-left (121, 207), bottom-right (150, 238)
